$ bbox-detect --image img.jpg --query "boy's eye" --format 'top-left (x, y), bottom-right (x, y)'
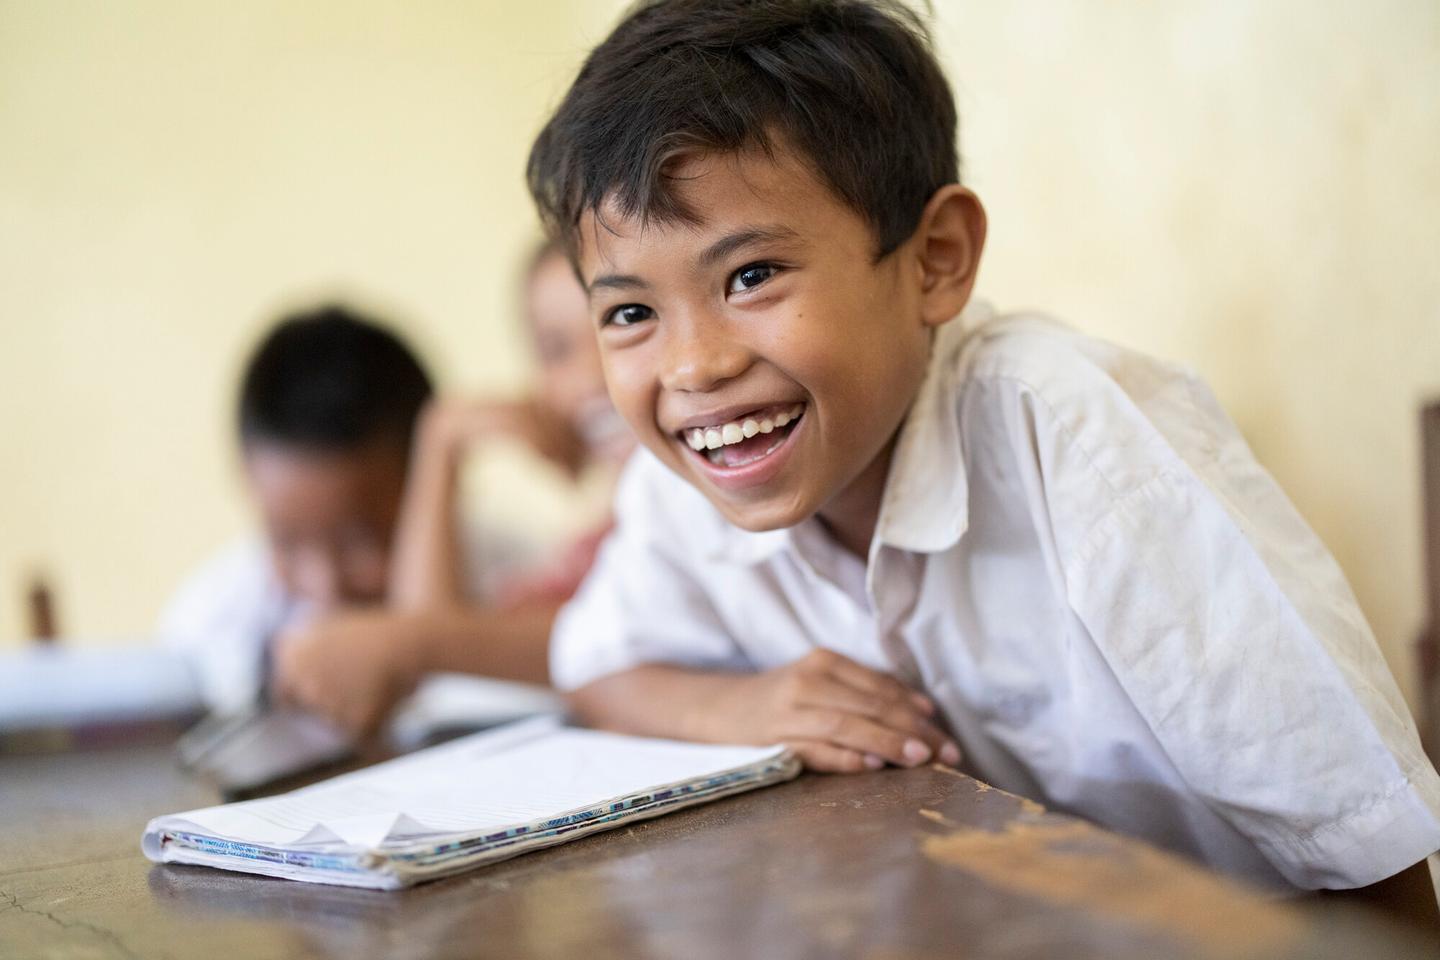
top-left (604, 304), bottom-right (654, 327)
top-left (727, 262), bottom-right (776, 294)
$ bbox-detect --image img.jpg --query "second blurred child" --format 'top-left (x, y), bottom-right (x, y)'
top-left (272, 245), bottom-right (633, 734)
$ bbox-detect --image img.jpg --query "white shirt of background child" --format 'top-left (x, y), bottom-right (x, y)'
top-left (159, 526), bottom-right (531, 715)
top-left (551, 300), bottom-right (1440, 890)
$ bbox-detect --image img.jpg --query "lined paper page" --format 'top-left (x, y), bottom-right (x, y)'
top-left (150, 718), bottom-right (786, 849)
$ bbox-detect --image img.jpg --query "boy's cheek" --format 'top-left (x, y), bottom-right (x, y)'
top-left (600, 364), bottom-right (662, 442)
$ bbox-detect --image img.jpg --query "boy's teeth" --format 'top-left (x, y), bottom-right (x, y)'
top-left (684, 404), bottom-right (805, 455)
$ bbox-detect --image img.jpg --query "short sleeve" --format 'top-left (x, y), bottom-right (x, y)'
top-left (1064, 460), bottom-right (1440, 889)
top-left (549, 454), bottom-right (753, 691)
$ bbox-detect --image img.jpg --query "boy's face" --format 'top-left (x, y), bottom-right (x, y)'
top-left (243, 441), bottom-right (407, 610)
top-left (577, 145), bottom-right (976, 538)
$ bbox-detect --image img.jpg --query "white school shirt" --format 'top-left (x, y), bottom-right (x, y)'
top-left (551, 300), bottom-right (1440, 891)
top-left (159, 528), bottom-right (530, 715)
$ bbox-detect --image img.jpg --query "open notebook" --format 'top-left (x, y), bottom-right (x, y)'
top-left (143, 717), bottom-right (800, 889)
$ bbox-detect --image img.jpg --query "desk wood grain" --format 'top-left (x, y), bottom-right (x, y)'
top-left (0, 744), bottom-right (1428, 959)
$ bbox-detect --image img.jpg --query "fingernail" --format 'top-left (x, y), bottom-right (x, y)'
top-left (863, 753), bottom-right (885, 770)
top-left (903, 739), bottom-right (931, 765)
top-left (911, 693), bottom-right (935, 715)
top-left (940, 742), bottom-right (961, 766)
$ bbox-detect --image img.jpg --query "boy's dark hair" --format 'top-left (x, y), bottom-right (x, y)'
top-left (527, 0), bottom-right (957, 261)
top-left (238, 305), bottom-right (433, 454)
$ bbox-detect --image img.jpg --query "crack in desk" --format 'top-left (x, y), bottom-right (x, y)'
top-left (0, 887), bottom-right (144, 960)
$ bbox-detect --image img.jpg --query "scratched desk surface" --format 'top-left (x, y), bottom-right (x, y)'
top-left (0, 741), bottom-right (1430, 960)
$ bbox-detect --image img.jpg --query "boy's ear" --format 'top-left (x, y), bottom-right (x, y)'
top-left (911, 185), bottom-right (986, 328)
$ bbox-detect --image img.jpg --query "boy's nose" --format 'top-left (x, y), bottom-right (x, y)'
top-left (657, 311), bottom-right (752, 394)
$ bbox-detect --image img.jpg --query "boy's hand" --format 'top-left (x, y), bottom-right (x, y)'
top-left (272, 611), bottom-right (425, 740)
top-left (691, 650), bottom-right (962, 773)
top-left (420, 396), bottom-right (586, 477)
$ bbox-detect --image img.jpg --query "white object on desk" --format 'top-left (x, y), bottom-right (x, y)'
top-left (0, 645), bottom-right (203, 730)
top-left (142, 716), bottom-right (800, 889)
top-left (0, 643), bottom-right (557, 736)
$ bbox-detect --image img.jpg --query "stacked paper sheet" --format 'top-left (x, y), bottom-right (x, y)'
top-left (143, 717), bottom-right (800, 889)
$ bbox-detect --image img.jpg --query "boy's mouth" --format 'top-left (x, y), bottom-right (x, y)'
top-left (677, 403), bottom-right (806, 469)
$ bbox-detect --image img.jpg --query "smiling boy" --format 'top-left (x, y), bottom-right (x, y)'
top-left (527, 0), bottom-right (1440, 910)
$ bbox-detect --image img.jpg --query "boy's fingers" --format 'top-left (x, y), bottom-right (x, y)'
top-left (786, 740), bottom-right (872, 774)
top-left (340, 703), bottom-right (379, 740)
top-left (790, 710), bottom-right (933, 768)
top-left (273, 646), bottom-right (344, 727)
top-left (794, 679), bottom-right (959, 761)
top-left (819, 654), bottom-right (936, 717)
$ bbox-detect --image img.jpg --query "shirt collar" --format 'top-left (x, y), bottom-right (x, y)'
top-left (872, 300), bottom-right (989, 554)
top-left (701, 300), bottom-right (990, 564)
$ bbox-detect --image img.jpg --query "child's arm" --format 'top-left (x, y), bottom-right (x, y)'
top-left (272, 603), bottom-right (556, 737)
top-left (387, 400), bottom-right (470, 610)
top-left (568, 649), bottom-right (962, 773)
top-left (276, 394), bottom-right (587, 737)
top-left (388, 396), bottom-right (586, 610)
top-left (1007, 357), bottom-right (1440, 893)
top-left (548, 456), bottom-right (962, 772)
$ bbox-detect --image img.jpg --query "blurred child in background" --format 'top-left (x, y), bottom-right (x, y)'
top-left (270, 243), bottom-right (634, 734)
top-left (387, 240), bottom-right (633, 612)
top-left (157, 305), bottom-right (485, 715)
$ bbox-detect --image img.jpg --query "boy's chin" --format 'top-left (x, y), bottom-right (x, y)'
top-left (705, 488), bottom-right (814, 534)
top-left (648, 437), bottom-right (817, 532)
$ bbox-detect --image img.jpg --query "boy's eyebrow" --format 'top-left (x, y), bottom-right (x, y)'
top-left (697, 225), bottom-right (800, 270)
top-left (588, 272), bottom-right (649, 294)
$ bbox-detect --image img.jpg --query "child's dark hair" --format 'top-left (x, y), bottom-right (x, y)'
top-left (527, 0), bottom-right (957, 261)
top-left (238, 305), bottom-right (433, 454)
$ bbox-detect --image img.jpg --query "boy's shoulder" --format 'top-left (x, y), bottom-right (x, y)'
top-left (949, 304), bottom-right (1195, 413)
top-left (944, 304), bottom-right (1230, 498)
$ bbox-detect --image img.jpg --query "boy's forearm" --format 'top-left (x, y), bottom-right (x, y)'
top-left (567, 665), bottom-right (752, 742)
top-left (409, 605), bottom-right (557, 686)
top-left (388, 417), bottom-right (467, 609)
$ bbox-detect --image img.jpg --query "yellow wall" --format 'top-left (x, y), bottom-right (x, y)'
top-left (2, 2), bottom-right (1437, 707)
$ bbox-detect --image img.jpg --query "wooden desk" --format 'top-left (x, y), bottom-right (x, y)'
top-left (0, 742), bottom-right (1429, 959)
